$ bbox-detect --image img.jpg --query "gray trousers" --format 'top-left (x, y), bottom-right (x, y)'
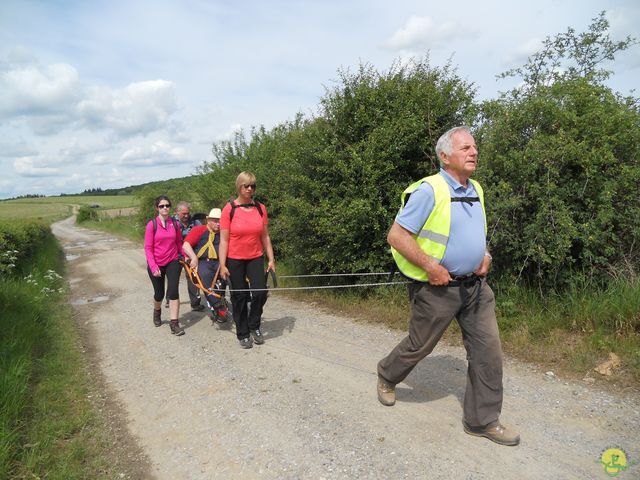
top-left (377, 278), bottom-right (503, 428)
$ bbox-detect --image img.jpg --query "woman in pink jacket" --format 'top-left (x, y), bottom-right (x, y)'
top-left (144, 195), bottom-right (185, 336)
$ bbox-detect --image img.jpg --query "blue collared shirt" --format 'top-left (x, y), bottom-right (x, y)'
top-left (395, 169), bottom-right (486, 275)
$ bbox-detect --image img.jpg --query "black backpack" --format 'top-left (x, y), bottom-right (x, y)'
top-left (151, 216), bottom-right (176, 235)
top-left (228, 199), bottom-right (264, 222)
top-left (152, 214), bottom-right (206, 235)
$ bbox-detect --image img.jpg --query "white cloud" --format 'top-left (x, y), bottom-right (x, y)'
top-left (607, 6), bottom-right (640, 38)
top-left (119, 140), bottom-right (188, 167)
top-left (92, 154), bottom-right (112, 165)
top-left (13, 157), bottom-right (61, 177)
top-left (77, 80), bottom-right (177, 137)
top-left (58, 139), bottom-right (110, 158)
top-left (26, 114), bottom-right (78, 136)
top-left (383, 15), bottom-right (459, 52)
top-left (50, 173), bottom-right (93, 191)
top-left (504, 38), bottom-right (543, 67)
top-left (0, 140), bottom-right (38, 158)
top-left (0, 58), bottom-right (177, 138)
top-left (216, 123), bottom-right (243, 141)
top-left (0, 63), bottom-right (80, 117)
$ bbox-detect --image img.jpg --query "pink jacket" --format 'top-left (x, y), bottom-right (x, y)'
top-left (144, 216), bottom-right (183, 273)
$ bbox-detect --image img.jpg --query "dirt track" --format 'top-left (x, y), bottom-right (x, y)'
top-left (52, 216), bottom-right (640, 479)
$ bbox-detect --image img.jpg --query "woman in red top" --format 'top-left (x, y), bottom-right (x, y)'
top-left (144, 195), bottom-right (185, 336)
top-left (219, 172), bottom-right (275, 348)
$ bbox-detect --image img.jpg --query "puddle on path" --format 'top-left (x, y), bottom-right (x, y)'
top-left (65, 253), bottom-right (81, 261)
top-left (71, 295), bottom-right (110, 305)
top-left (65, 242), bottom-right (87, 249)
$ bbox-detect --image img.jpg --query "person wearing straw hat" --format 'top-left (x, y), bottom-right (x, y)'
top-left (183, 208), bottom-right (229, 323)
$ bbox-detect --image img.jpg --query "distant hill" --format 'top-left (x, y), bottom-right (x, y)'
top-left (59, 175), bottom-right (199, 197)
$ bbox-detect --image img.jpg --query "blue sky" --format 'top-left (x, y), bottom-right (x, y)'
top-left (1, 0), bottom-right (638, 199)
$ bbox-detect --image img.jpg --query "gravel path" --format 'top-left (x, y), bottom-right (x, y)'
top-left (52, 217), bottom-right (640, 479)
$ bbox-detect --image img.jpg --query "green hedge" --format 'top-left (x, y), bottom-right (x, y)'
top-left (75, 205), bottom-right (99, 223)
top-left (0, 220), bottom-right (62, 477)
top-left (0, 221), bottom-right (50, 277)
top-left (194, 58), bottom-right (476, 275)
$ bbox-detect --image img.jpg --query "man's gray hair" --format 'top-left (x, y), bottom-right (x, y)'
top-left (176, 201), bottom-right (191, 212)
top-left (435, 126), bottom-right (472, 164)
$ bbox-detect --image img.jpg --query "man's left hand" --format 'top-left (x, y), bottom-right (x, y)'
top-left (474, 254), bottom-right (492, 277)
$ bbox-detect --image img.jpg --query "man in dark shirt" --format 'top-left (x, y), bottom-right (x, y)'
top-left (172, 201), bottom-right (203, 311)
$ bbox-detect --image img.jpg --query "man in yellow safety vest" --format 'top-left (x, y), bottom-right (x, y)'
top-left (377, 126), bottom-right (520, 447)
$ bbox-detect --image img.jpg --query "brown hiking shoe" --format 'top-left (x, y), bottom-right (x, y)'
top-left (463, 421), bottom-right (520, 446)
top-left (153, 308), bottom-right (162, 327)
top-left (377, 376), bottom-right (396, 406)
top-left (170, 320), bottom-right (185, 336)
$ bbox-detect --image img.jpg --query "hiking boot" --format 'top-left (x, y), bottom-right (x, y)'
top-left (250, 329), bottom-right (265, 345)
top-left (191, 304), bottom-right (205, 312)
top-left (170, 320), bottom-right (185, 336)
top-left (153, 308), bottom-right (162, 327)
top-left (377, 375), bottom-right (396, 406)
top-left (463, 421), bottom-right (520, 446)
top-left (239, 337), bottom-right (253, 349)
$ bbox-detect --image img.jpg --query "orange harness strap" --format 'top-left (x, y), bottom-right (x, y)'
top-left (179, 259), bottom-right (223, 299)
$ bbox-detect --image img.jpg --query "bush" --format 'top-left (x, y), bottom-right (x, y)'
top-left (196, 58), bottom-right (477, 275)
top-left (76, 205), bottom-right (99, 223)
top-left (0, 221), bottom-right (50, 276)
top-left (476, 13), bottom-right (640, 288)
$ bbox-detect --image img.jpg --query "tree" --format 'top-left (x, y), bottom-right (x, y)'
top-left (498, 11), bottom-right (637, 97)
top-left (477, 12), bottom-right (640, 288)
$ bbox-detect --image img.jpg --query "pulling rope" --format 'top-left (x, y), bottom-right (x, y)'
top-left (228, 270), bottom-right (408, 293)
top-left (278, 272), bottom-right (392, 279)
top-left (181, 260), bottom-right (409, 294)
top-left (224, 280), bottom-right (409, 293)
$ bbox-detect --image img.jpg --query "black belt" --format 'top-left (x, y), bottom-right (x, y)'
top-left (447, 273), bottom-right (480, 287)
top-left (412, 273), bottom-right (481, 287)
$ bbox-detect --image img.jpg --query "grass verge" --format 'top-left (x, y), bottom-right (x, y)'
top-left (0, 226), bottom-right (148, 478)
top-left (82, 215), bottom-right (144, 242)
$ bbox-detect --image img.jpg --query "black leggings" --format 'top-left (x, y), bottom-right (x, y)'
top-left (148, 259), bottom-right (181, 302)
top-left (227, 256), bottom-right (267, 339)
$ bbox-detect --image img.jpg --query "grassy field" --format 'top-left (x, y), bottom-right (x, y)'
top-left (82, 214), bottom-right (145, 242)
top-left (0, 195), bottom-right (136, 222)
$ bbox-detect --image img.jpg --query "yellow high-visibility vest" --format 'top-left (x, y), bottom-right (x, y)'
top-left (391, 174), bottom-right (486, 281)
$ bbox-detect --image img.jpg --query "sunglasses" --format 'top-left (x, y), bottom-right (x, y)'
top-left (242, 183), bottom-right (257, 189)
top-left (157, 203), bottom-right (171, 209)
